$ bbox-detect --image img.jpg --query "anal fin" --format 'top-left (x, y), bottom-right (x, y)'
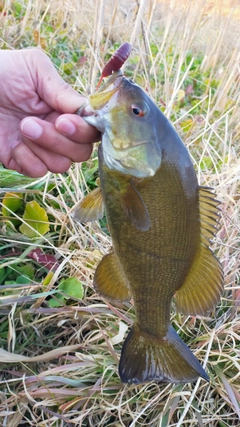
top-left (175, 186), bottom-right (224, 316)
top-left (94, 252), bottom-right (131, 302)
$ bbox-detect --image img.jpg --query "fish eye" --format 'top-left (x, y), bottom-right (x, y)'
top-left (131, 104), bottom-right (145, 117)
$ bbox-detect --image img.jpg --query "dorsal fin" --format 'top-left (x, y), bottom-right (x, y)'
top-left (175, 187), bottom-right (224, 316)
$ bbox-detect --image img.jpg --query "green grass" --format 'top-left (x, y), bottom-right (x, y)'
top-left (0, 0), bottom-right (240, 426)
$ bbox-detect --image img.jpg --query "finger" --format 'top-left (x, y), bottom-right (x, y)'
top-left (20, 117), bottom-right (94, 162)
top-left (20, 137), bottom-right (72, 174)
top-left (55, 114), bottom-right (101, 144)
top-left (9, 141), bottom-right (48, 178)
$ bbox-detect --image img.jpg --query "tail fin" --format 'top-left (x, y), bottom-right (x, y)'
top-left (119, 324), bottom-right (209, 384)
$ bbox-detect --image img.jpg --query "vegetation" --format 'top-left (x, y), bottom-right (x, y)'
top-left (0, 0), bottom-right (239, 425)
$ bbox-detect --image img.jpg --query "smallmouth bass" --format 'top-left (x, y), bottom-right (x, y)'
top-left (74, 69), bottom-right (224, 384)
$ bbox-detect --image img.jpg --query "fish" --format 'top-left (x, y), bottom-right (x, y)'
top-left (74, 67), bottom-right (224, 384)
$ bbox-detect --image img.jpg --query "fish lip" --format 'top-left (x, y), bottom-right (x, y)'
top-left (97, 70), bottom-right (123, 92)
top-left (88, 72), bottom-right (124, 111)
top-left (75, 102), bottom-right (95, 117)
top-left (75, 72), bottom-right (124, 118)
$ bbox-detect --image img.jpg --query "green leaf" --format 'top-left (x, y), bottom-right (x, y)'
top-left (0, 267), bottom-right (5, 284)
top-left (48, 278), bottom-right (83, 307)
top-left (179, 119), bottom-right (194, 133)
top-left (4, 275), bottom-right (31, 285)
top-left (59, 277), bottom-right (84, 300)
top-left (200, 156), bottom-right (214, 170)
top-left (48, 294), bottom-right (65, 308)
top-left (2, 192), bottom-right (23, 215)
top-left (12, 2), bottom-right (22, 16)
top-left (15, 264), bottom-right (35, 280)
top-left (19, 201), bottom-right (50, 238)
top-left (2, 192), bottom-right (23, 226)
top-left (16, 275), bottom-right (31, 284)
top-left (42, 271), bottom-right (55, 288)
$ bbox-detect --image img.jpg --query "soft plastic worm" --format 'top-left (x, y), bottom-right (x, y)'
top-left (97, 42), bottom-right (132, 88)
top-left (102, 42), bottom-right (132, 77)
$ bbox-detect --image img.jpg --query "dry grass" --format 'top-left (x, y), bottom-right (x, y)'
top-left (0, 0), bottom-right (240, 426)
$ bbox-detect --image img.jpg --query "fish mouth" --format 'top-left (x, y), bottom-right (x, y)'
top-left (95, 70), bottom-right (123, 93)
top-left (77, 71), bottom-right (123, 118)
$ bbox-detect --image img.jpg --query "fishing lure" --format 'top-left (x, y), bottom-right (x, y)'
top-left (97, 42), bottom-right (132, 88)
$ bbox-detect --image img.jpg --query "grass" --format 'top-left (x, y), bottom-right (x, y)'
top-left (0, 0), bottom-right (240, 425)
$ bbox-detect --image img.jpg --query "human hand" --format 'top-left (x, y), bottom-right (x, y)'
top-left (0, 49), bottom-right (100, 177)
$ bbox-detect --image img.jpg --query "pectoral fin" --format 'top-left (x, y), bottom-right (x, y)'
top-left (175, 187), bottom-right (224, 315)
top-left (94, 252), bottom-right (131, 302)
top-left (72, 187), bottom-right (104, 223)
top-left (121, 181), bottom-right (150, 231)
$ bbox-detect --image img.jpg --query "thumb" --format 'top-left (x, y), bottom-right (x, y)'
top-left (29, 49), bottom-right (86, 113)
